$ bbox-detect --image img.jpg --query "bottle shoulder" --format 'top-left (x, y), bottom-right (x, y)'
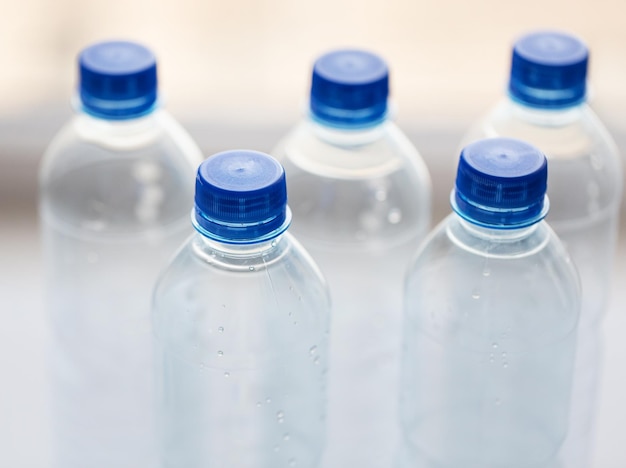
top-left (152, 230), bottom-right (332, 368)
top-left (155, 232), bottom-right (329, 296)
top-left (405, 215), bottom-right (580, 350)
top-left (466, 100), bottom-right (621, 164)
top-left (272, 119), bottom-right (432, 247)
top-left (39, 110), bottom-right (201, 234)
top-left (410, 214), bottom-right (578, 274)
top-left (40, 109), bottom-right (202, 186)
top-left (273, 119), bottom-right (431, 184)
top-left (152, 233), bottom-right (332, 364)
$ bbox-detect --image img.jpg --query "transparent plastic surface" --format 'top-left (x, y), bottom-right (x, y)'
top-left (463, 99), bottom-right (622, 468)
top-left (463, 100), bottom-right (621, 327)
top-left (39, 109), bottom-right (202, 468)
top-left (272, 119), bottom-right (432, 468)
top-left (152, 233), bottom-right (330, 468)
top-left (399, 215), bottom-right (580, 468)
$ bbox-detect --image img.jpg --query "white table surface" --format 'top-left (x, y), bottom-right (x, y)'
top-left (1, 208), bottom-right (625, 467)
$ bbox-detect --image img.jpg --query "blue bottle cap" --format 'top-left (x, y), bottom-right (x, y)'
top-left (310, 49), bottom-right (389, 128)
top-left (193, 150), bottom-right (291, 243)
top-left (508, 30), bottom-right (588, 109)
top-left (452, 138), bottom-right (549, 229)
top-left (79, 41), bottom-right (158, 119)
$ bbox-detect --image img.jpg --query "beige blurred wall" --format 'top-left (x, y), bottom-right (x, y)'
top-left (0, 0), bottom-right (624, 124)
top-left (0, 0), bottom-right (625, 218)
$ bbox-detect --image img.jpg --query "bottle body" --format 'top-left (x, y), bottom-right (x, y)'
top-left (273, 119), bottom-right (432, 468)
top-left (152, 233), bottom-right (330, 468)
top-left (39, 109), bottom-right (201, 468)
top-left (399, 214), bottom-right (580, 468)
top-left (463, 99), bottom-right (622, 467)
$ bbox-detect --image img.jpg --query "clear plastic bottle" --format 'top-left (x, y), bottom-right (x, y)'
top-left (152, 150), bottom-right (331, 468)
top-left (39, 41), bottom-right (203, 468)
top-left (461, 31), bottom-right (622, 468)
top-left (271, 49), bottom-right (432, 468)
top-left (398, 138), bottom-right (580, 468)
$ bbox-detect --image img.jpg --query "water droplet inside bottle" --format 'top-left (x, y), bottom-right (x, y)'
top-left (283, 432), bottom-right (290, 441)
top-left (387, 208), bottom-right (402, 224)
top-left (313, 356), bottom-right (320, 365)
top-left (471, 290), bottom-right (480, 299)
top-left (218, 327), bottom-right (224, 333)
top-left (249, 266), bottom-right (255, 271)
top-left (492, 342), bottom-right (498, 349)
top-left (309, 345), bottom-right (317, 355)
top-left (224, 372), bottom-right (230, 378)
top-left (501, 352), bottom-right (507, 358)
top-left (482, 268), bottom-right (491, 277)
top-left (288, 458), bottom-right (296, 467)
top-left (217, 350), bottom-right (224, 357)
top-left (271, 240), bottom-right (277, 247)
top-left (256, 401), bottom-right (262, 407)
top-left (503, 362), bottom-right (509, 368)
top-left (375, 188), bottom-right (387, 201)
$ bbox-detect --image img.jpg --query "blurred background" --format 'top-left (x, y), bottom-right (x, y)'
top-left (1, 0), bottom-right (625, 466)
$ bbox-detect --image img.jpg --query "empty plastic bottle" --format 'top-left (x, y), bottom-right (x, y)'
top-left (152, 150), bottom-right (331, 468)
top-left (39, 40), bottom-right (203, 468)
top-left (461, 30), bottom-right (622, 468)
top-left (398, 138), bottom-right (580, 468)
top-left (271, 49), bottom-right (432, 468)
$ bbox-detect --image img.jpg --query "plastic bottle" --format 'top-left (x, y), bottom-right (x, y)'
top-left (39, 40), bottom-right (203, 468)
top-left (398, 137), bottom-right (580, 468)
top-left (152, 150), bottom-right (331, 468)
top-left (461, 31), bottom-right (622, 468)
top-left (271, 49), bottom-right (432, 468)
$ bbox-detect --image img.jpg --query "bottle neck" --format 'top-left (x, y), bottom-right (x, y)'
top-left (447, 213), bottom-right (550, 259)
top-left (199, 234), bottom-right (282, 256)
top-left (190, 231), bottom-right (287, 271)
top-left (76, 106), bottom-right (161, 130)
top-left (307, 116), bottom-right (387, 146)
top-left (505, 97), bottom-right (585, 126)
top-left (72, 106), bottom-right (164, 148)
top-left (456, 216), bottom-right (540, 241)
